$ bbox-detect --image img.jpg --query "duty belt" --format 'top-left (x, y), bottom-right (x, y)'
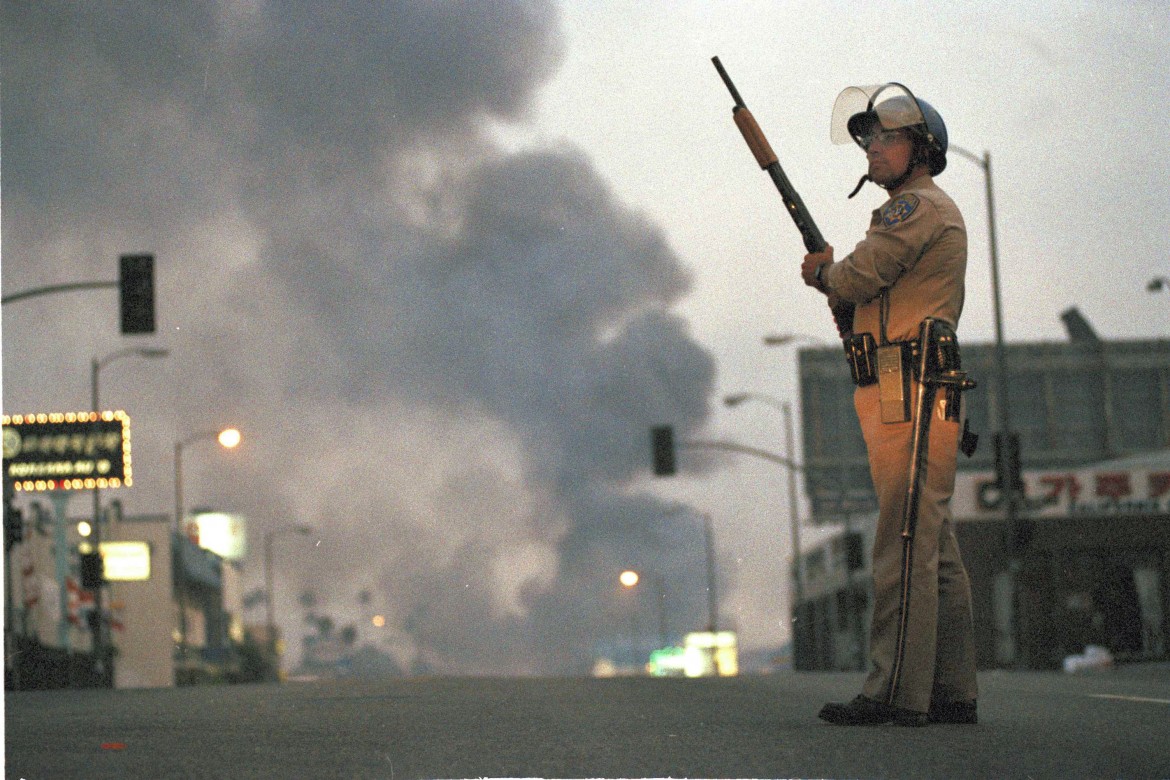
top-left (846, 333), bottom-right (920, 388)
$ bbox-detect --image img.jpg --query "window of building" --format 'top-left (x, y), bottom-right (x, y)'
top-left (1007, 370), bottom-right (1050, 452)
top-left (1049, 369), bottom-right (1106, 456)
top-left (1111, 368), bottom-right (1165, 451)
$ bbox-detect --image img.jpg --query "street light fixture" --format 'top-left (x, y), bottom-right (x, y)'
top-left (174, 427), bottom-right (242, 534)
top-left (264, 524), bottom-right (313, 681)
top-left (173, 427), bottom-right (241, 680)
top-left (89, 346), bottom-right (169, 679)
top-left (217, 428), bottom-right (242, 449)
top-left (761, 333), bottom-right (830, 347)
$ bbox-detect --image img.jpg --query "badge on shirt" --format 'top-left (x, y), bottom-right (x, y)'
top-left (880, 194), bottom-right (920, 228)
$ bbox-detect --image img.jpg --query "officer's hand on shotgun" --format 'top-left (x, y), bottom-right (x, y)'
top-left (801, 245), bottom-right (834, 294)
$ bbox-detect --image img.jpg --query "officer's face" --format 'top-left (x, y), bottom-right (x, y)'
top-left (865, 129), bottom-right (913, 186)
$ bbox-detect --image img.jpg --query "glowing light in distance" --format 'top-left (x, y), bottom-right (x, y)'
top-left (619, 570), bottom-right (640, 588)
top-left (218, 428), bottom-right (242, 448)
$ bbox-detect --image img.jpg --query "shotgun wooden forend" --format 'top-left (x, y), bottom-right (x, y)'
top-left (732, 108), bottom-right (779, 169)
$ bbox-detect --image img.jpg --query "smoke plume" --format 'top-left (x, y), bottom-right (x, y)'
top-left (2, 0), bottom-right (717, 674)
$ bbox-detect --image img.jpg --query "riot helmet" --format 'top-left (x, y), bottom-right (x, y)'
top-left (831, 83), bottom-right (948, 195)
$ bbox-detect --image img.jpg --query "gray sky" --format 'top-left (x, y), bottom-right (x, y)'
top-left (4, 1), bottom-right (1168, 674)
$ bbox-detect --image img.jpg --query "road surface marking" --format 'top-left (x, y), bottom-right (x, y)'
top-left (1089, 694), bottom-right (1170, 705)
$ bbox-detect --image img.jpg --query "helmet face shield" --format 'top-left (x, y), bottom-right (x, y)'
top-left (831, 83), bottom-right (927, 146)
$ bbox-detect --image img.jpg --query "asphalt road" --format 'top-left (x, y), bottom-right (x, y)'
top-left (6, 666), bottom-right (1170, 779)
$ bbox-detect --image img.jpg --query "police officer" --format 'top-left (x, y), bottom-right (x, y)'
top-left (800, 84), bottom-right (978, 726)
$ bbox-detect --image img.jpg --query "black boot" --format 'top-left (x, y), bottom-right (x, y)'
top-left (818, 695), bottom-right (928, 727)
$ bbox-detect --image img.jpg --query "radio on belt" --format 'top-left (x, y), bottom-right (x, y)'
top-left (877, 342), bottom-right (913, 423)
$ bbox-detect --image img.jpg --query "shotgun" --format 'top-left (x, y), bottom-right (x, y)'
top-left (712, 56), bottom-right (854, 338)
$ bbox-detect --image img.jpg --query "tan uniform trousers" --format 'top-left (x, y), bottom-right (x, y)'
top-left (854, 381), bottom-right (979, 713)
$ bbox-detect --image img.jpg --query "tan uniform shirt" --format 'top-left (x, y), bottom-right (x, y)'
top-left (823, 176), bottom-right (967, 341)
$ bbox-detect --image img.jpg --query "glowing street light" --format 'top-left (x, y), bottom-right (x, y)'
top-left (217, 428), bottom-right (242, 449)
top-left (619, 570), bottom-right (640, 588)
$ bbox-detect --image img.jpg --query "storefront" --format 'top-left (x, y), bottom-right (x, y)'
top-left (953, 452), bottom-right (1170, 669)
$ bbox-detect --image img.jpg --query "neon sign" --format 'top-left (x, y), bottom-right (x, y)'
top-left (2, 411), bottom-right (132, 491)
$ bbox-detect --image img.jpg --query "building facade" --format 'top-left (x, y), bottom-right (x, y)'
top-left (5, 503), bottom-right (246, 688)
top-left (794, 335), bottom-right (1170, 671)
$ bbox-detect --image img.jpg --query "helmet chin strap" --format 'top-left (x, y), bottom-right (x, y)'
top-left (847, 174), bottom-right (870, 199)
top-left (847, 160), bottom-right (921, 199)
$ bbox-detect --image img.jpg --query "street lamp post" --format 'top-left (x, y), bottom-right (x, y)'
top-left (89, 347), bottom-right (168, 680)
top-left (264, 524), bottom-right (313, 681)
top-left (722, 393), bottom-right (804, 607)
top-left (952, 144), bottom-right (1025, 667)
top-left (618, 569), bottom-right (667, 650)
top-left (656, 431), bottom-right (806, 661)
top-left (700, 513), bottom-right (718, 633)
top-left (173, 427), bottom-right (241, 681)
top-left (725, 390), bottom-right (870, 671)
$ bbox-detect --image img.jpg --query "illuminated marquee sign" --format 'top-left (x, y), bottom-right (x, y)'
top-left (2, 412), bottom-right (132, 492)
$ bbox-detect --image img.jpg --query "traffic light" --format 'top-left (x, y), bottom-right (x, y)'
top-left (4, 507), bottom-right (23, 548)
top-left (86, 609), bottom-right (102, 634)
top-left (80, 550), bottom-right (104, 590)
top-left (119, 253), bottom-right (155, 334)
top-left (651, 425), bottom-right (676, 477)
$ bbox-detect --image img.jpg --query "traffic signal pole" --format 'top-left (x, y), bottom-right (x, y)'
top-left (2, 254), bottom-right (156, 335)
top-left (1, 281), bottom-right (118, 305)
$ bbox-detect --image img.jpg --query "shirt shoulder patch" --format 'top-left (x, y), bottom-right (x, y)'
top-left (880, 194), bottom-right (921, 228)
